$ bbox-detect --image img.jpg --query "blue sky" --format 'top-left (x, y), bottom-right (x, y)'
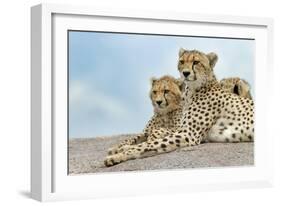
top-left (69, 31), bottom-right (255, 138)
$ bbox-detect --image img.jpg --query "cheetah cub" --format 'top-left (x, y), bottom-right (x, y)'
top-left (220, 77), bottom-right (252, 99)
top-left (105, 76), bottom-right (184, 166)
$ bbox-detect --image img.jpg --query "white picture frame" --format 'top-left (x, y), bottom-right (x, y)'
top-left (31, 3), bottom-right (274, 202)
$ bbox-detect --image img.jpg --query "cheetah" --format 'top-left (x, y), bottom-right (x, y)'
top-left (106, 75), bottom-right (184, 157)
top-left (178, 48), bottom-right (254, 143)
top-left (220, 77), bottom-right (252, 99)
top-left (104, 49), bottom-right (254, 166)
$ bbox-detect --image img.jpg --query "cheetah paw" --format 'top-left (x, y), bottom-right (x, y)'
top-left (104, 154), bottom-right (124, 167)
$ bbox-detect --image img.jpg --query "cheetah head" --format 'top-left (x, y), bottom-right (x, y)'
top-left (177, 48), bottom-right (218, 89)
top-left (150, 75), bottom-right (183, 114)
top-left (220, 78), bottom-right (252, 99)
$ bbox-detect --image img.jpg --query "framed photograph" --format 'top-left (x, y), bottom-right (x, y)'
top-left (31, 3), bottom-right (274, 201)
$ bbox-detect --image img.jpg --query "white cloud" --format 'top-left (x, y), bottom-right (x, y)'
top-left (70, 80), bottom-right (130, 120)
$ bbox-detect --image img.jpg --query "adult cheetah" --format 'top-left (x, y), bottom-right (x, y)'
top-left (178, 48), bottom-right (254, 143)
top-left (104, 49), bottom-right (254, 166)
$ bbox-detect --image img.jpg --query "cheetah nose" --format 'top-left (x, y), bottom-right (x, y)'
top-left (156, 100), bottom-right (162, 106)
top-left (183, 71), bottom-right (190, 78)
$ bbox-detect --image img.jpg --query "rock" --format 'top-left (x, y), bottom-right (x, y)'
top-left (69, 134), bottom-right (254, 175)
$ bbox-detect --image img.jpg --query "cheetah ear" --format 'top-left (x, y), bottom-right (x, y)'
top-left (238, 79), bottom-right (252, 99)
top-left (238, 79), bottom-right (251, 93)
top-left (179, 48), bottom-right (186, 57)
top-left (175, 79), bottom-right (184, 92)
top-left (207, 52), bottom-right (218, 69)
top-left (239, 79), bottom-right (251, 89)
top-left (150, 77), bottom-right (158, 85)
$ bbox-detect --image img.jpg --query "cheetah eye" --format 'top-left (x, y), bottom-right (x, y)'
top-left (179, 60), bottom-right (184, 64)
top-left (164, 89), bottom-right (170, 94)
top-left (152, 90), bottom-right (157, 94)
top-left (193, 60), bottom-right (200, 65)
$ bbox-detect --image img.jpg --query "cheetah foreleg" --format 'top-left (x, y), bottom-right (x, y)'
top-left (147, 128), bottom-right (175, 141)
top-left (107, 134), bottom-right (147, 155)
top-left (107, 128), bottom-right (174, 155)
top-left (104, 132), bottom-right (200, 167)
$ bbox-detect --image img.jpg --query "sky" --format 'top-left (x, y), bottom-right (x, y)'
top-left (68, 31), bottom-right (255, 138)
